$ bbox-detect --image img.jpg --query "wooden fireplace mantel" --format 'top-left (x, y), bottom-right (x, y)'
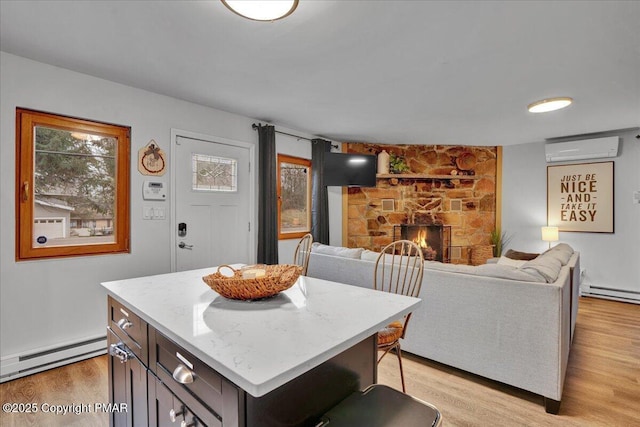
top-left (376, 173), bottom-right (480, 180)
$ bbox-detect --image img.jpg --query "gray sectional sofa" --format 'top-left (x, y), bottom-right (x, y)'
top-left (306, 242), bottom-right (580, 413)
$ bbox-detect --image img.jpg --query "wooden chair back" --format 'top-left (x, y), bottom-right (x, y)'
top-left (293, 233), bottom-right (313, 275)
top-left (374, 240), bottom-right (424, 338)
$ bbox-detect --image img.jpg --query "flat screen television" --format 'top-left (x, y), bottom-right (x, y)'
top-left (323, 153), bottom-right (376, 187)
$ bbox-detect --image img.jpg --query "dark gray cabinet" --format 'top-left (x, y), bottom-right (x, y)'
top-left (107, 298), bottom-right (149, 427)
top-left (107, 296), bottom-right (375, 427)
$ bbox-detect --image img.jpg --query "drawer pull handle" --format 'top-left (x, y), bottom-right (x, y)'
top-left (117, 318), bottom-right (133, 330)
top-left (169, 407), bottom-right (185, 422)
top-left (172, 364), bottom-right (195, 384)
top-left (109, 343), bottom-right (132, 363)
top-left (181, 419), bottom-right (196, 427)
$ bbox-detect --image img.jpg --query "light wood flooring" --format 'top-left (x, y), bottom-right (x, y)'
top-left (1, 296), bottom-right (638, 426)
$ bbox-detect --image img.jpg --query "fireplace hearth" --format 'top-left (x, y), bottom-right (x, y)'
top-left (394, 224), bottom-right (451, 262)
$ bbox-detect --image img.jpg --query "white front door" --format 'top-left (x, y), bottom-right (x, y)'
top-left (173, 132), bottom-right (254, 272)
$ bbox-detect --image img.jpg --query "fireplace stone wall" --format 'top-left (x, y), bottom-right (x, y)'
top-left (345, 143), bottom-right (498, 264)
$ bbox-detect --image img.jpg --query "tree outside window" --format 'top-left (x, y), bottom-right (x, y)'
top-left (277, 154), bottom-right (311, 239)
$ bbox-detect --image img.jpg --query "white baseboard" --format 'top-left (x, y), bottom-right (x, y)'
top-left (580, 285), bottom-right (640, 304)
top-left (0, 335), bottom-right (107, 383)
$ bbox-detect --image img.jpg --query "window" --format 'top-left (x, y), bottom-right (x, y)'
top-left (16, 108), bottom-right (130, 260)
top-left (277, 154), bottom-right (311, 239)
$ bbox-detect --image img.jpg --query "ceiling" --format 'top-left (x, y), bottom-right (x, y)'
top-left (1, 1), bottom-right (639, 146)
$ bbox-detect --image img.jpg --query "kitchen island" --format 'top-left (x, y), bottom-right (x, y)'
top-left (102, 266), bottom-right (421, 427)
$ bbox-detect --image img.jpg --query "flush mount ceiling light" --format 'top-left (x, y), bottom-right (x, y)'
top-left (527, 97), bottom-right (573, 113)
top-left (221, 0), bottom-right (298, 21)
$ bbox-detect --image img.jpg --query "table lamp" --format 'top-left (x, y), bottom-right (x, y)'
top-left (541, 226), bottom-right (559, 249)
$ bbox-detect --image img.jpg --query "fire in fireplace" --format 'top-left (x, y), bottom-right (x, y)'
top-left (394, 224), bottom-right (451, 262)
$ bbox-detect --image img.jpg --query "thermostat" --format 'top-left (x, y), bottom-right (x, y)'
top-left (142, 180), bottom-right (166, 201)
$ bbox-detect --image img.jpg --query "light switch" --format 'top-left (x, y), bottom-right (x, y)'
top-left (153, 207), bottom-right (165, 219)
top-left (143, 206), bottom-right (152, 220)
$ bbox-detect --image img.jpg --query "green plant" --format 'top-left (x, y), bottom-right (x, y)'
top-left (490, 228), bottom-right (513, 257)
top-left (389, 153), bottom-right (410, 174)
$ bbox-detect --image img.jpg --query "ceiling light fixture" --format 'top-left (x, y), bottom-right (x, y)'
top-left (221, 0), bottom-right (298, 21)
top-left (527, 97), bottom-right (573, 113)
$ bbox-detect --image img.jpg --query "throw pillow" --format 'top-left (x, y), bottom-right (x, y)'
top-left (504, 249), bottom-right (539, 261)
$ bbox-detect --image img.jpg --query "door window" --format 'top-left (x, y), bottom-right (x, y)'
top-left (192, 153), bottom-right (237, 192)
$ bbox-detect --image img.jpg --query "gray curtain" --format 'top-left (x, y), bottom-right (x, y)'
top-left (311, 139), bottom-right (331, 244)
top-left (256, 124), bottom-right (279, 264)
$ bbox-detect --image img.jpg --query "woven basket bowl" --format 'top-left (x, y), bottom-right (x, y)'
top-left (202, 264), bottom-right (302, 300)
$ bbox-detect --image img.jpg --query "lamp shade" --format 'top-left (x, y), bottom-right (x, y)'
top-left (541, 226), bottom-right (559, 242)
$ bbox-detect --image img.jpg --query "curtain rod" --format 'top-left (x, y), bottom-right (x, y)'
top-left (252, 123), bottom-right (311, 141)
top-left (252, 123), bottom-right (339, 149)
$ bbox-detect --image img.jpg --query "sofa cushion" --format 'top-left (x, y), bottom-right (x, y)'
top-left (520, 255), bottom-right (563, 283)
top-left (424, 261), bottom-right (546, 282)
top-left (311, 242), bottom-right (364, 259)
top-left (361, 249), bottom-right (381, 262)
top-left (541, 243), bottom-right (574, 265)
top-left (497, 256), bottom-right (527, 268)
top-left (504, 249), bottom-right (539, 261)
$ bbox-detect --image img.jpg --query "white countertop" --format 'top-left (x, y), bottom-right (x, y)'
top-left (101, 266), bottom-right (421, 397)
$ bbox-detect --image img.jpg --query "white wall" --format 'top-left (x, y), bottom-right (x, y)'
top-left (502, 129), bottom-right (640, 299)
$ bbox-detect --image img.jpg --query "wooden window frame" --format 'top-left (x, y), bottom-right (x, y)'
top-left (277, 154), bottom-right (312, 240)
top-left (15, 108), bottom-right (130, 260)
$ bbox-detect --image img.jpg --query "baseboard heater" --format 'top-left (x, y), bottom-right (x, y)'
top-left (581, 286), bottom-right (640, 304)
top-left (0, 335), bottom-right (106, 383)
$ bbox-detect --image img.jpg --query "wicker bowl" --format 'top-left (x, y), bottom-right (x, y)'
top-left (202, 264), bottom-right (302, 300)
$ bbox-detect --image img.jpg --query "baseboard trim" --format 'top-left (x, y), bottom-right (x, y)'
top-left (0, 335), bottom-right (107, 383)
top-left (580, 287), bottom-right (640, 305)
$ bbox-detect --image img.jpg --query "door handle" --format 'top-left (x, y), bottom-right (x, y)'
top-left (178, 242), bottom-right (193, 250)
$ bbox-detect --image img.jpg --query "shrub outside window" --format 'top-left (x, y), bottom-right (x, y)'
top-left (16, 108), bottom-right (130, 260)
top-left (277, 154), bottom-right (311, 239)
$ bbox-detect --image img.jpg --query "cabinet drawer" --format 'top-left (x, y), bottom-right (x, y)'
top-left (151, 328), bottom-right (243, 426)
top-left (149, 373), bottom-right (221, 427)
top-left (109, 296), bottom-right (148, 363)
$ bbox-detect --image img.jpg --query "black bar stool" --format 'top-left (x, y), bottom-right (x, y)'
top-left (317, 384), bottom-right (442, 426)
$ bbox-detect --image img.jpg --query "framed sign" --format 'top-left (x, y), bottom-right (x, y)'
top-left (547, 161), bottom-right (614, 233)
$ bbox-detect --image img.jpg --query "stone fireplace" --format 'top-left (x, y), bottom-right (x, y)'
top-left (344, 143), bottom-right (498, 265)
top-left (394, 224), bottom-right (451, 262)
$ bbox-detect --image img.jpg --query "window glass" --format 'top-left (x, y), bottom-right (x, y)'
top-left (33, 127), bottom-right (117, 246)
top-left (277, 154), bottom-right (311, 239)
top-left (192, 153), bottom-right (237, 192)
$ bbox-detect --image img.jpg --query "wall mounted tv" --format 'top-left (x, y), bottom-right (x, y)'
top-left (323, 153), bottom-right (376, 187)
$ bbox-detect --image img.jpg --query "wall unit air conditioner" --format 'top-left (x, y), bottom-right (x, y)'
top-left (545, 136), bottom-right (619, 163)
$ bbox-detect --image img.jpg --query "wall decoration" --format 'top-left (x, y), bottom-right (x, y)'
top-left (547, 161), bottom-right (614, 233)
top-left (138, 140), bottom-right (166, 176)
